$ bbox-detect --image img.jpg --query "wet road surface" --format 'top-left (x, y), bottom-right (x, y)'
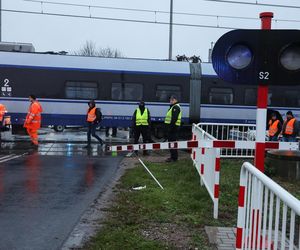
top-left (0, 139), bottom-right (123, 250)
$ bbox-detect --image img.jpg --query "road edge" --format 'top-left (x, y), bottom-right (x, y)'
top-left (61, 155), bottom-right (136, 250)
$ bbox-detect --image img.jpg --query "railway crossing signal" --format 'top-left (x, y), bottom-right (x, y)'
top-left (212, 29), bottom-right (300, 86)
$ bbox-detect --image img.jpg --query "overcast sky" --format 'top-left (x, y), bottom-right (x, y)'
top-left (2, 0), bottom-right (300, 61)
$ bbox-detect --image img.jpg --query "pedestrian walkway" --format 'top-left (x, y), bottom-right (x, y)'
top-left (205, 226), bottom-right (236, 250)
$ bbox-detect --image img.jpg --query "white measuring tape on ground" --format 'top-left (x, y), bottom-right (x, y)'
top-left (137, 157), bottom-right (164, 190)
top-left (108, 140), bottom-right (299, 152)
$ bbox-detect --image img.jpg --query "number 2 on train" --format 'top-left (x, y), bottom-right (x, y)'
top-left (4, 79), bottom-right (9, 86)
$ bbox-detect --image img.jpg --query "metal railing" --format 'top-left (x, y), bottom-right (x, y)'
top-left (236, 162), bottom-right (300, 250)
top-left (192, 124), bottom-right (220, 219)
top-left (198, 123), bottom-right (256, 158)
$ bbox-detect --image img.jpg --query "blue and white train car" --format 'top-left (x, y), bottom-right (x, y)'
top-left (200, 62), bottom-right (300, 124)
top-left (0, 51), bottom-right (192, 134)
top-left (0, 49), bottom-right (299, 135)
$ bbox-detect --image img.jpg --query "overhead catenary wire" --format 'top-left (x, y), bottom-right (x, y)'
top-left (22, 0), bottom-right (300, 23)
top-left (203, 0), bottom-right (300, 9)
top-left (1, 8), bottom-right (237, 30)
top-left (23, 0), bottom-right (259, 19)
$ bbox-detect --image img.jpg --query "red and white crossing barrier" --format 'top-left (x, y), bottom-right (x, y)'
top-left (236, 162), bottom-right (300, 250)
top-left (107, 125), bottom-right (298, 221)
top-left (108, 140), bottom-right (298, 152)
top-left (198, 122), bottom-right (257, 158)
top-left (192, 124), bottom-right (221, 219)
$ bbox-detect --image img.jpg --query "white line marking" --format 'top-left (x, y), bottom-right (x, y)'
top-left (0, 153), bottom-right (27, 163)
top-left (0, 154), bottom-right (15, 161)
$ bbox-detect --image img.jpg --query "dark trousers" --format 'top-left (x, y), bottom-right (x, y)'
top-left (134, 125), bottom-right (149, 144)
top-left (87, 122), bottom-right (103, 145)
top-left (269, 135), bottom-right (279, 141)
top-left (167, 126), bottom-right (179, 160)
top-left (134, 126), bottom-right (150, 155)
top-left (282, 136), bottom-right (297, 142)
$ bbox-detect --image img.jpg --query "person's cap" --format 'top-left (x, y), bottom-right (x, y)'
top-left (88, 100), bottom-right (95, 105)
top-left (139, 100), bottom-right (145, 105)
top-left (286, 110), bottom-right (293, 115)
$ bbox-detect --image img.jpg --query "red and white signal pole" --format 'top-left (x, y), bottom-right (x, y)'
top-left (254, 12), bottom-right (274, 172)
top-left (241, 13), bottom-right (275, 250)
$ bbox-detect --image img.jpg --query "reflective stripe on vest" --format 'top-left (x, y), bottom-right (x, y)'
top-left (26, 102), bottom-right (42, 124)
top-left (87, 107), bottom-right (97, 122)
top-left (136, 108), bottom-right (149, 126)
top-left (164, 104), bottom-right (182, 126)
top-left (268, 119), bottom-right (279, 136)
top-left (284, 118), bottom-right (296, 135)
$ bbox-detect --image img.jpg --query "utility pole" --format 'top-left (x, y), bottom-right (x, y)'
top-left (168, 0), bottom-right (173, 60)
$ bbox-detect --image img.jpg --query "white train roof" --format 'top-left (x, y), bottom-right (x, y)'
top-left (201, 62), bottom-right (217, 76)
top-left (0, 51), bottom-right (191, 76)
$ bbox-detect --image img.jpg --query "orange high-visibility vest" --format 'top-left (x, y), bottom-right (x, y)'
top-left (0, 104), bottom-right (7, 122)
top-left (284, 118), bottom-right (296, 135)
top-left (24, 101), bottom-right (43, 129)
top-left (87, 107), bottom-right (97, 122)
top-left (268, 119), bottom-right (279, 136)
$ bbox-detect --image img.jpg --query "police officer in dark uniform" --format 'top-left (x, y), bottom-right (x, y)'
top-left (132, 101), bottom-right (151, 155)
top-left (164, 95), bottom-right (182, 162)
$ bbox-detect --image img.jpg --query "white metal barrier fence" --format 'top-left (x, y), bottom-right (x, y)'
top-left (192, 124), bottom-right (220, 219)
top-left (236, 162), bottom-right (300, 250)
top-left (199, 123), bottom-right (256, 158)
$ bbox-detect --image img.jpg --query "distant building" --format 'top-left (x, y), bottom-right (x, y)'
top-left (0, 42), bottom-right (35, 52)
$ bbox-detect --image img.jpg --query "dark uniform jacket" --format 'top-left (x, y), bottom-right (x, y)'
top-left (168, 102), bottom-right (181, 128)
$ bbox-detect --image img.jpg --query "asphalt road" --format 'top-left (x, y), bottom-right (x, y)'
top-left (0, 142), bottom-right (123, 250)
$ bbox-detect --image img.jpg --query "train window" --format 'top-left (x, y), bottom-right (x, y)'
top-left (245, 88), bottom-right (257, 105)
top-left (156, 85), bottom-right (182, 102)
top-left (209, 88), bottom-right (233, 104)
top-left (65, 82), bottom-right (98, 99)
top-left (245, 89), bottom-right (273, 105)
top-left (111, 83), bottom-right (143, 101)
top-left (284, 90), bottom-right (300, 106)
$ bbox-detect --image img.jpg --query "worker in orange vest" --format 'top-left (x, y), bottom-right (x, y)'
top-left (268, 113), bottom-right (282, 141)
top-left (281, 111), bottom-right (298, 142)
top-left (0, 103), bottom-right (7, 140)
top-left (85, 100), bottom-right (104, 148)
top-left (24, 95), bottom-right (43, 147)
top-left (0, 103), bottom-right (7, 125)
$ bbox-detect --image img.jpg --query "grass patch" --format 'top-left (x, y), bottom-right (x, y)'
top-left (271, 177), bottom-right (300, 200)
top-left (86, 156), bottom-right (300, 249)
top-left (86, 156), bottom-right (246, 249)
